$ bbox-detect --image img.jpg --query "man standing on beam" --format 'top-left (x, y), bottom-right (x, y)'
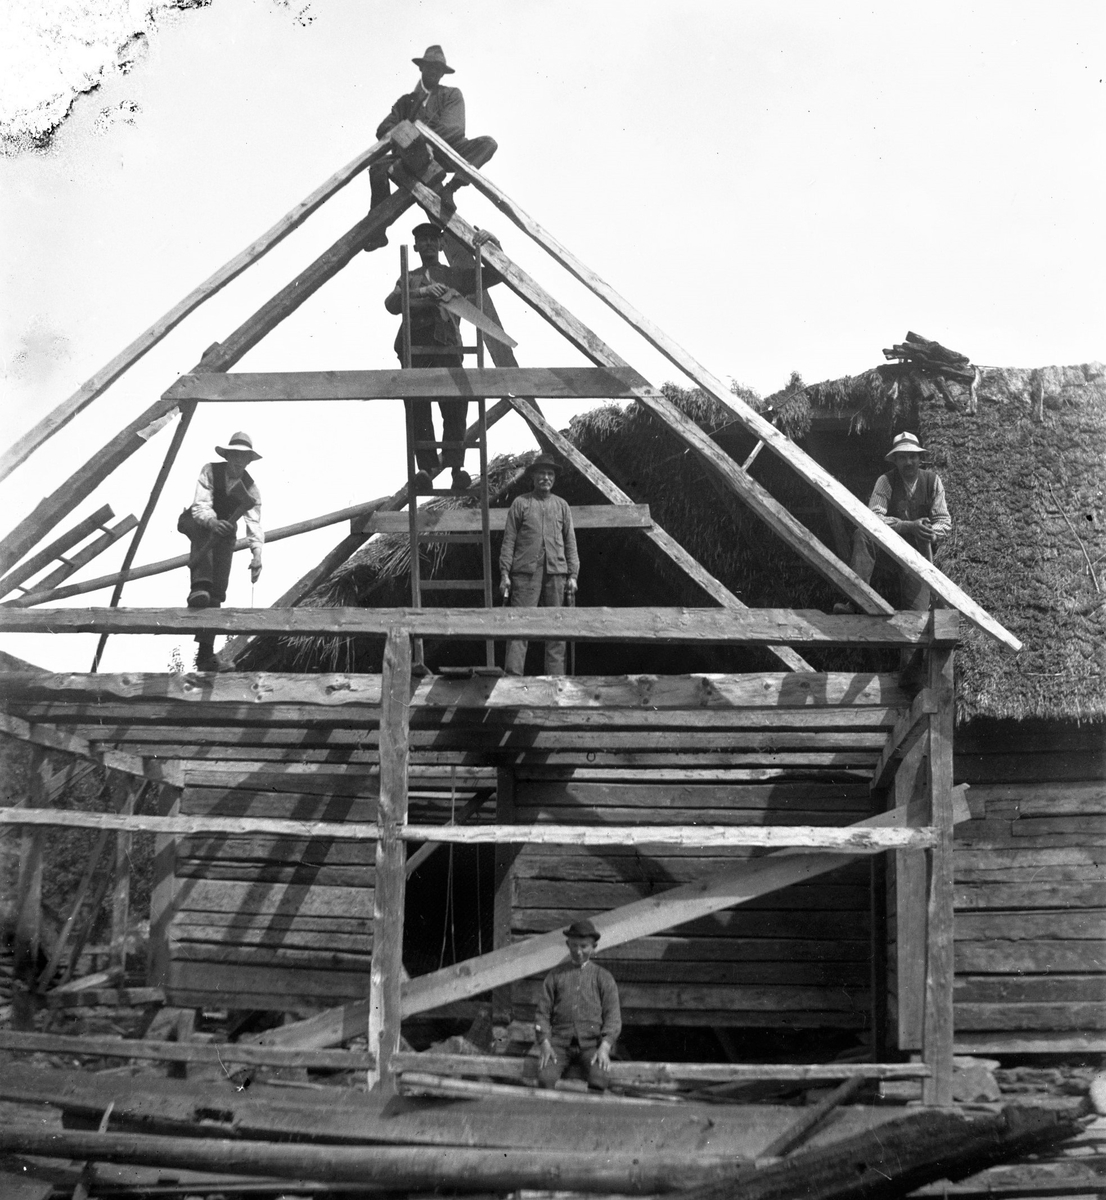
top-left (499, 454), bottom-right (579, 676)
top-left (178, 431), bottom-right (263, 673)
top-left (366, 44), bottom-right (498, 250)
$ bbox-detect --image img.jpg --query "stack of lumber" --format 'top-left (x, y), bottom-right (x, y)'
top-left (882, 331), bottom-right (976, 382)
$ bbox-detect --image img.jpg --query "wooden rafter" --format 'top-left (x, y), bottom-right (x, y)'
top-left (413, 122), bottom-right (1022, 653)
top-left (0, 138), bottom-right (393, 485)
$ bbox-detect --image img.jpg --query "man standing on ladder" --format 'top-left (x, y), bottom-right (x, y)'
top-left (366, 44), bottom-right (498, 250)
top-left (499, 454), bottom-right (579, 676)
top-left (384, 222), bottom-right (502, 493)
top-left (178, 431), bottom-right (263, 673)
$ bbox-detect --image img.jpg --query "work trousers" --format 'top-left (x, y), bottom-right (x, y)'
top-left (849, 529), bottom-right (931, 612)
top-left (407, 351), bottom-right (466, 473)
top-left (504, 568), bottom-right (567, 676)
top-left (188, 530), bottom-right (235, 651)
top-left (370, 135), bottom-right (498, 207)
top-left (537, 1037), bottom-right (611, 1091)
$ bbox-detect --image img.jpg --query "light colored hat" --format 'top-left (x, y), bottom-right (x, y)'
top-left (412, 45), bottom-right (454, 74)
top-left (216, 431), bottom-right (262, 462)
top-left (885, 432), bottom-right (926, 461)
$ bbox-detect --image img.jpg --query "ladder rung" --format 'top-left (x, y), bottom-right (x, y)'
top-left (412, 440), bottom-right (470, 450)
top-left (409, 346), bottom-right (480, 355)
top-left (418, 580), bottom-right (489, 591)
top-left (419, 533), bottom-right (484, 543)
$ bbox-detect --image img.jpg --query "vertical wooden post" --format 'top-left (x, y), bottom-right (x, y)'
top-left (108, 780), bottom-right (142, 980)
top-left (147, 767), bottom-right (184, 989)
top-left (13, 747), bottom-right (50, 1028)
top-left (868, 853), bottom-right (888, 1061)
top-left (368, 627), bottom-right (411, 1095)
top-left (491, 768), bottom-right (521, 1027)
top-left (892, 736), bottom-right (928, 1051)
top-left (922, 642), bottom-right (956, 1105)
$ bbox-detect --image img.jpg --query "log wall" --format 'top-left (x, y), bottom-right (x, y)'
top-left (890, 718), bottom-right (1106, 1054)
top-left (503, 771), bottom-right (876, 1030)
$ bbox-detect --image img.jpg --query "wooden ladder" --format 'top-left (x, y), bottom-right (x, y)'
top-left (398, 245), bottom-right (496, 671)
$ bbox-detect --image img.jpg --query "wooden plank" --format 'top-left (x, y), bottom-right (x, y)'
top-left (415, 125), bottom-right (1022, 654)
top-left (174, 880), bottom-right (371, 918)
top-left (0, 1030), bottom-right (377, 1070)
top-left (0, 184), bottom-right (416, 580)
top-left (0, 505), bottom-right (114, 597)
top-left (507, 394), bottom-right (813, 673)
top-left (107, 779), bottom-right (141, 978)
top-left (893, 737), bottom-right (929, 1052)
top-left (0, 605), bottom-right (961, 646)
top-left (13, 495), bottom-right (394, 607)
top-left (0, 670), bottom-right (906, 710)
top-left (368, 628), bottom-right (411, 1094)
top-left (12, 747), bottom-right (48, 1028)
top-left (514, 780), bottom-right (871, 810)
top-left (165, 366), bottom-right (652, 403)
top-left (147, 771), bottom-right (183, 989)
top-left (922, 647), bottom-right (955, 1105)
top-left (956, 909), bottom-right (1106, 940)
top-left (0, 137), bottom-right (393, 484)
top-left (363, 504), bottom-right (652, 534)
top-left (31, 516), bottom-right (139, 595)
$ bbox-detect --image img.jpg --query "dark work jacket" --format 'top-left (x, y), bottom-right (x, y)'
top-left (886, 469), bottom-right (937, 551)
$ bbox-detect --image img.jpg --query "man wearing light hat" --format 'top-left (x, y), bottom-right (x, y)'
top-left (499, 454), bottom-right (579, 675)
top-left (367, 45), bottom-right (498, 238)
top-left (178, 431), bottom-right (263, 672)
top-left (535, 918), bottom-right (621, 1092)
top-left (837, 431), bottom-right (951, 613)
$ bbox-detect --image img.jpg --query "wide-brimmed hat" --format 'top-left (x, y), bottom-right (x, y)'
top-left (527, 454), bottom-right (560, 475)
top-left (564, 919), bottom-right (600, 942)
top-left (215, 431), bottom-right (262, 462)
top-left (412, 45), bottom-right (454, 74)
top-left (885, 432), bottom-right (927, 461)
top-left (412, 221), bottom-right (444, 240)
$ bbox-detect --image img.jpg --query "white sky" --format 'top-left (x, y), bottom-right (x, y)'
top-left (1, 0), bottom-right (1103, 673)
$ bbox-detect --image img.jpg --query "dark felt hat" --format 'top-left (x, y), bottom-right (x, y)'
top-left (413, 45), bottom-right (455, 74)
top-left (564, 919), bottom-right (600, 942)
top-left (412, 222), bottom-right (444, 240)
top-left (527, 453), bottom-right (560, 475)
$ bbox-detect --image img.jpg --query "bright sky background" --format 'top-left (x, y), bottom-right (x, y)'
top-left (1, 0), bottom-right (1103, 673)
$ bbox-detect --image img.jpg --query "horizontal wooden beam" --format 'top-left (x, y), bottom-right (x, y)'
top-left (0, 1030), bottom-right (375, 1070)
top-left (0, 606), bottom-right (960, 646)
top-left (392, 1053), bottom-right (930, 1084)
top-left (0, 139), bottom-right (392, 484)
top-left (416, 123), bottom-right (1022, 655)
top-left (0, 809), bottom-right (933, 850)
top-left (362, 504), bottom-right (652, 535)
top-left (164, 366), bottom-right (651, 404)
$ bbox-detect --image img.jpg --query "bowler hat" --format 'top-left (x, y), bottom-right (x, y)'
top-left (413, 45), bottom-right (455, 74)
top-left (885, 432), bottom-right (927, 460)
top-left (412, 222), bottom-right (444, 240)
top-left (527, 454), bottom-right (560, 475)
top-left (215, 431), bottom-right (262, 462)
top-left (564, 919), bottom-right (600, 942)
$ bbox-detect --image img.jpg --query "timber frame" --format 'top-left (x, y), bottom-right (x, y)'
top-left (0, 120), bottom-right (1013, 1104)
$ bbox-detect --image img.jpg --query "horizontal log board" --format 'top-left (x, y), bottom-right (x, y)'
top-left (601, 1008), bottom-right (866, 1028)
top-left (364, 505), bottom-right (652, 534)
top-left (953, 1003), bottom-right (1106, 1031)
top-left (953, 975), bottom-right (1106, 1004)
top-left (512, 852), bottom-right (869, 884)
top-left (955, 755), bottom-right (1106, 784)
top-left (168, 963), bottom-right (371, 1005)
top-left (164, 366), bottom-right (654, 403)
top-left (0, 671), bottom-right (910, 709)
top-left (509, 979), bottom-right (867, 1014)
top-left (957, 943), bottom-right (1106, 972)
top-left (514, 781), bottom-right (872, 809)
top-left (171, 910), bottom-right (370, 935)
top-left (595, 935), bottom-right (869, 962)
top-left (513, 881), bottom-right (871, 909)
top-left (513, 910), bottom-right (871, 939)
top-left (955, 882), bottom-right (1106, 908)
top-left (169, 943), bottom-right (372, 972)
top-left (955, 910), bottom-right (1106, 939)
top-left (0, 606), bottom-right (961, 646)
top-left (173, 880), bottom-right (371, 917)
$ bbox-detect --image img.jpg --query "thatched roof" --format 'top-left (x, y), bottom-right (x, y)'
top-left (248, 361), bottom-right (1106, 723)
